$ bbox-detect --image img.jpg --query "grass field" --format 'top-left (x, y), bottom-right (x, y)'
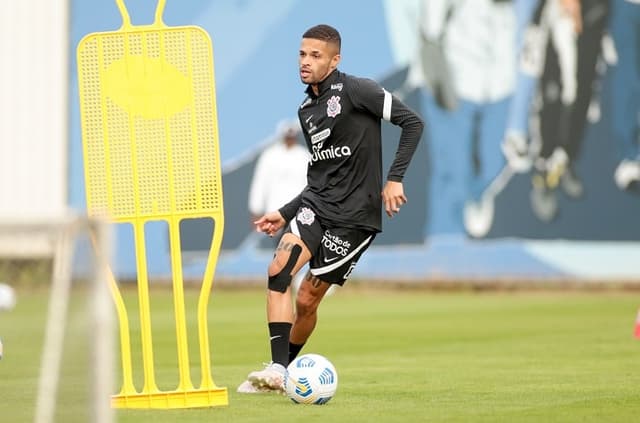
top-left (1, 284), bottom-right (640, 422)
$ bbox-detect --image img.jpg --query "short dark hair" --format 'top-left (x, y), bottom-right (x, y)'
top-left (302, 24), bottom-right (341, 52)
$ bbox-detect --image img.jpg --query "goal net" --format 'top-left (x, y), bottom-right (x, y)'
top-left (0, 216), bottom-right (114, 423)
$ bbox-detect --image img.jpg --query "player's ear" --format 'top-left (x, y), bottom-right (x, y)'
top-left (330, 53), bottom-right (341, 70)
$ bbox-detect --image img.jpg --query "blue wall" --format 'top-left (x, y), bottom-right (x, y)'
top-left (70, 0), bottom-right (640, 281)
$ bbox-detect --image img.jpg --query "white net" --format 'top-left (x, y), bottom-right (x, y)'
top-left (0, 216), bottom-right (113, 423)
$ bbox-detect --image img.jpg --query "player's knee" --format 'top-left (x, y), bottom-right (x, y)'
top-left (267, 244), bottom-right (302, 293)
top-left (268, 263), bottom-right (292, 293)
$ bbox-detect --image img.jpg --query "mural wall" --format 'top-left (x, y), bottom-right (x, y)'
top-left (70, 0), bottom-right (640, 280)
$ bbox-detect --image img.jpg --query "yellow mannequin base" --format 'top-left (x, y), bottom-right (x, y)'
top-left (112, 387), bottom-right (228, 409)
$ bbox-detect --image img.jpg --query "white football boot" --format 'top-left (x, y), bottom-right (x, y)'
top-left (236, 379), bottom-right (273, 394)
top-left (247, 362), bottom-right (286, 392)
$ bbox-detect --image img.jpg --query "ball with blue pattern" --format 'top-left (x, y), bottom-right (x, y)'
top-left (285, 353), bottom-right (338, 404)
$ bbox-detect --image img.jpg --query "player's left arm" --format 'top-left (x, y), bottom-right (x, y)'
top-left (348, 77), bottom-right (425, 217)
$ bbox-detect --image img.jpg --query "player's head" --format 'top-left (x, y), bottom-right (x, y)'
top-left (299, 24), bottom-right (341, 86)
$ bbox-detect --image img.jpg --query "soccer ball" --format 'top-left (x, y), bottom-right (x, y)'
top-left (285, 353), bottom-right (338, 404)
top-left (0, 283), bottom-right (16, 311)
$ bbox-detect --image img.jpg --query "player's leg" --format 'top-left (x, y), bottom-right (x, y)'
top-left (288, 271), bottom-right (333, 362)
top-left (288, 227), bottom-right (375, 364)
top-left (243, 232), bottom-right (312, 392)
top-left (265, 233), bottom-right (311, 363)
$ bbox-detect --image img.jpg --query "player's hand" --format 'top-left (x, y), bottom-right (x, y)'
top-left (254, 211), bottom-right (286, 237)
top-left (382, 181), bottom-right (407, 217)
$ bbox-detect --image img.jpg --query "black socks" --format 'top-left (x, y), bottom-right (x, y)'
top-left (288, 342), bottom-right (305, 364)
top-left (268, 322), bottom-right (292, 367)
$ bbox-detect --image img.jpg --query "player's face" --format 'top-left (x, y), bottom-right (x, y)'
top-left (299, 38), bottom-right (340, 86)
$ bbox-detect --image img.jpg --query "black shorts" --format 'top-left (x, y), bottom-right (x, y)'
top-left (287, 206), bottom-right (376, 285)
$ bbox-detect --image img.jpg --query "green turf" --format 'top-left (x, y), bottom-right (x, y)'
top-left (1, 286), bottom-right (639, 422)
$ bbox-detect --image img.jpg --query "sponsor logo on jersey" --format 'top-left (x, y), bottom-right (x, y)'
top-left (310, 144), bottom-right (352, 164)
top-left (297, 207), bottom-right (315, 225)
top-left (311, 128), bottom-right (331, 144)
top-left (331, 83), bottom-right (343, 91)
top-left (322, 230), bottom-right (351, 257)
top-left (326, 95), bottom-right (341, 118)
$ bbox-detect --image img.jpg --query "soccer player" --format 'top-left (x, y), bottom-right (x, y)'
top-left (237, 24), bottom-right (424, 393)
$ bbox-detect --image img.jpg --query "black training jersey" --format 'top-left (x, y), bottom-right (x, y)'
top-left (279, 69), bottom-right (424, 233)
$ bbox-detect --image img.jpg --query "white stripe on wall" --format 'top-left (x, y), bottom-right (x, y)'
top-left (524, 240), bottom-right (640, 279)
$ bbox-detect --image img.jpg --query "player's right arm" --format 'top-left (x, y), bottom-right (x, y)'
top-left (278, 192), bottom-right (303, 222)
top-left (254, 211), bottom-right (286, 237)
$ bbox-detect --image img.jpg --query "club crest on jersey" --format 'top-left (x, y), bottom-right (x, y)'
top-left (297, 207), bottom-right (316, 225)
top-left (326, 95), bottom-right (341, 118)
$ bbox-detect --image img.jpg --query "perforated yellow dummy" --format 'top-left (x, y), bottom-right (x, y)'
top-left (77, 0), bottom-right (227, 409)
